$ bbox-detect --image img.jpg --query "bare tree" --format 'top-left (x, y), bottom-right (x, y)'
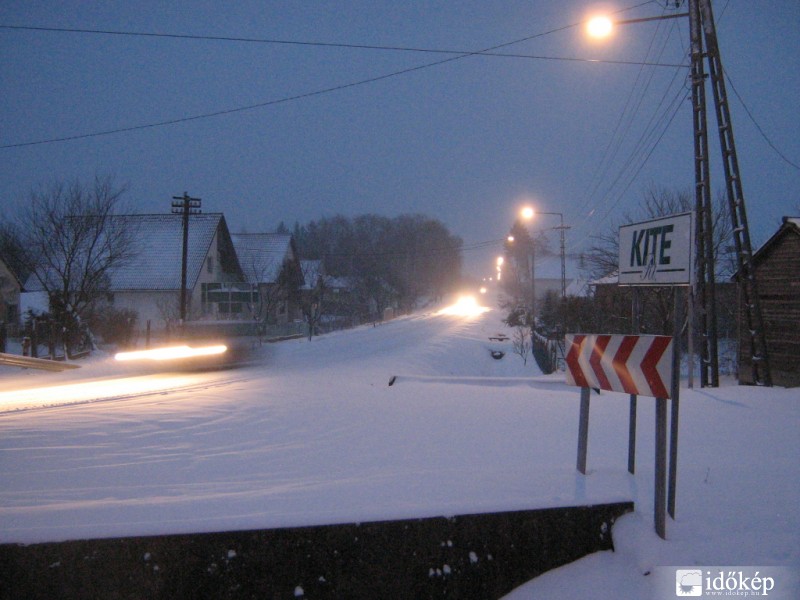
top-left (580, 184), bottom-right (736, 336)
top-left (16, 176), bottom-right (136, 351)
top-left (511, 326), bottom-right (531, 365)
top-left (296, 260), bottom-right (335, 340)
top-left (583, 184), bottom-right (734, 280)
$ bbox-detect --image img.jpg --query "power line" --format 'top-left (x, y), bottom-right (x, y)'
top-left (1, 1), bottom-right (670, 149)
top-left (725, 73), bottom-right (800, 171)
top-left (0, 23), bottom-right (683, 68)
top-left (576, 3), bottom-right (684, 218)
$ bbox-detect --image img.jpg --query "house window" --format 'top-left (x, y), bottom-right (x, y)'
top-left (207, 255), bottom-right (214, 274)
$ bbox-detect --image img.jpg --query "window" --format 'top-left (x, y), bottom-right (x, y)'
top-left (207, 255), bottom-right (214, 274)
top-left (201, 283), bottom-right (257, 312)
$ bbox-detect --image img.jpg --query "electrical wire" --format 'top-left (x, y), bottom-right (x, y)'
top-left (567, 6), bottom-right (690, 249)
top-left (0, 22), bottom-right (683, 68)
top-left (0, 1), bottom-right (663, 149)
top-left (576, 2), bottom-right (680, 217)
top-left (724, 73), bottom-right (800, 172)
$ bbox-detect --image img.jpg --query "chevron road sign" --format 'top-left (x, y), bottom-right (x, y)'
top-left (565, 334), bottom-right (673, 399)
top-left (566, 332), bottom-right (677, 540)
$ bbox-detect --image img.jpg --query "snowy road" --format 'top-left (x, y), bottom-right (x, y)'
top-left (3, 302), bottom-right (609, 544)
top-left (1, 297), bottom-right (799, 598)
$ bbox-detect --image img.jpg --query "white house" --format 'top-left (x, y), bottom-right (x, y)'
top-left (109, 213), bottom-right (247, 328)
top-left (25, 213), bottom-right (248, 331)
top-left (231, 233), bottom-right (303, 325)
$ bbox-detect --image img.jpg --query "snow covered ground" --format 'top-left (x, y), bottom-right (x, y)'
top-left (1, 292), bottom-right (798, 598)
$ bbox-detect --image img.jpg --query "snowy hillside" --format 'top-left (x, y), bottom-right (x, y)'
top-left (1, 293), bottom-right (798, 598)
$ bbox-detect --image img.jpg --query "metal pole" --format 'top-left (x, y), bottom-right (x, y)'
top-left (699, 0), bottom-right (771, 386)
top-left (689, 0), bottom-right (719, 388)
top-left (577, 386), bottom-right (590, 475)
top-left (530, 239), bottom-right (536, 319)
top-left (688, 286), bottom-right (695, 389)
top-left (655, 396), bottom-right (668, 539)
top-left (628, 287), bottom-right (640, 475)
top-left (669, 287), bottom-right (682, 519)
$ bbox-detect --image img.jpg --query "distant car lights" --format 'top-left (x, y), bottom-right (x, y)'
top-left (115, 344), bottom-right (227, 362)
top-left (439, 295), bottom-right (490, 317)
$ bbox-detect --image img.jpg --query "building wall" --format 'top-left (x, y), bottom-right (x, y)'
top-left (738, 229), bottom-right (800, 387)
top-left (114, 227), bottom-right (250, 331)
top-left (112, 290), bottom-right (179, 332)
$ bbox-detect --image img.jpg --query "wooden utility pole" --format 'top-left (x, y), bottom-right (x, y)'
top-left (171, 192), bottom-right (202, 324)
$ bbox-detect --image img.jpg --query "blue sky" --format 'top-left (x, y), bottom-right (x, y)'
top-left (1, 1), bottom-right (798, 277)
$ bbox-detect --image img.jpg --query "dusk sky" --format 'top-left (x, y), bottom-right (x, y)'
top-left (2, 1), bottom-right (798, 277)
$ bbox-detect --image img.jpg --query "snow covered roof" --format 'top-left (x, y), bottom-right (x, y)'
top-left (23, 213), bottom-right (235, 293)
top-left (300, 260), bottom-right (351, 291)
top-left (732, 216), bottom-right (800, 280)
top-left (588, 272), bottom-right (619, 286)
top-left (231, 233), bottom-right (294, 284)
top-left (111, 213), bottom-right (231, 291)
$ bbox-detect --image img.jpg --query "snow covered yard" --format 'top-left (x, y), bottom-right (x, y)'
top-left (1, 296), bottom-right (798, 597)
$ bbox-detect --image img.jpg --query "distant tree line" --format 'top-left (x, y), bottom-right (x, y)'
top-left (290, 214), bottom-right (463, 316)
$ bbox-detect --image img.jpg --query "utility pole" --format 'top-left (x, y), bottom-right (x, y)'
top-left (171, 192), bottom-right (202, 324)
top-left (689, 0), bottom-right (719, 387)
top-left (689, 0), bottom-right (771, 386)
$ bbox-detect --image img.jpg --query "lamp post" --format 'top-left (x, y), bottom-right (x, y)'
top-left (519, 209), bottom-right (537, 318)
top-left (520, 207), bottom-right (570, 327)
top-left (585, 1), bottom-right (770, 387)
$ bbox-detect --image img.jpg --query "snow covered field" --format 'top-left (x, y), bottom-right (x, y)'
top-left (1, 294), bottom-right (798, 598)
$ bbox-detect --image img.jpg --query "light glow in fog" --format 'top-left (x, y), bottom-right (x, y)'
top-left (439, 295), bottom-right (489, 317)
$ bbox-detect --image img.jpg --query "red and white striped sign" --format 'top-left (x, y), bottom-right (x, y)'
top-left (565, 334), bottom-right (673, 398)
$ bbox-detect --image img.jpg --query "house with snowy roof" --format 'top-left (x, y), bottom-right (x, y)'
top-left (230, 233), bottom-right (303, 325)
top-left (25, 213), bottom-right (248, 331)
top-left (733, 216), bottom-right (800, 387)
top-left (300, 259), bottom-right (356, 319)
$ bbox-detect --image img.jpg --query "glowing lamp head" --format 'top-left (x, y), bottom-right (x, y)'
top-left (521, 207), bottom-right (535, 220)
top-left (587, 16), bottom-right (613, 38)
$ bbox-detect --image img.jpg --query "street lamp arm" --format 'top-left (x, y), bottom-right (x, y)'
top-left (615, 13), bottom-right (688, 26)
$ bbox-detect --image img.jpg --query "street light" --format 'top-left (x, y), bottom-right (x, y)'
top-left (583, 2), bottom-right (769, 387)
top-left (586, 16), bottom-right (613, 39)
top-left (586, 11), bottom-right (688, 39)
top-left (521, 207), bottom-right (570, 302)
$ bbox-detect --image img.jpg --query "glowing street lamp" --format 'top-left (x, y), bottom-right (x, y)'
top-left (586, 16), bottom-right (613, 39)
top-left (584, 11), bottom-right (688, 42)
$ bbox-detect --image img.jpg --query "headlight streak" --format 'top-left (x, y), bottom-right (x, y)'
top-left (114, 345), bottom-right (227, 362)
